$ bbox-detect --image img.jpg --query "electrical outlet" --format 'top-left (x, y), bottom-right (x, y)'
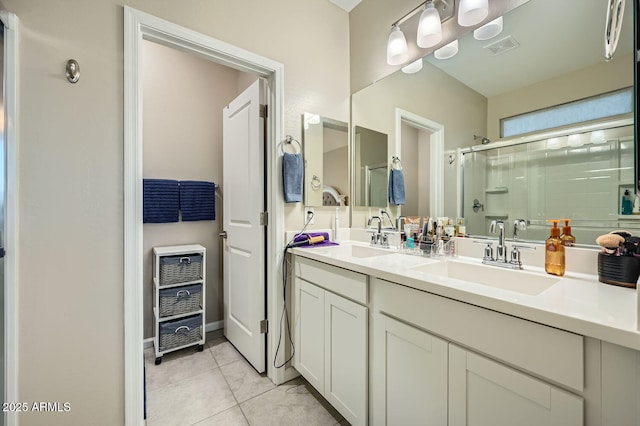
top-left (305, 208), bottom-right (315, 225)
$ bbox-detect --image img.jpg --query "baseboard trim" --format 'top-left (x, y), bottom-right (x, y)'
top-left (143, 321), bottom-right (223, 349)
top-left (205, 320), bottom-right (224, 333)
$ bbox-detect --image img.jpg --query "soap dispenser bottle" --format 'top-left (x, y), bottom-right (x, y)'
top-left (560, 219), bottom-right (575, 247)
top-left (545, 220), bottom-right (565, 276)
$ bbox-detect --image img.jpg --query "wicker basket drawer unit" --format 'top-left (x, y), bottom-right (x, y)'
top-left (159, 253), bottom-right (203, 285)
top-left (158, 314), bottom-right (203, 352)
top-left (159, 283), bottom-right (203, 317)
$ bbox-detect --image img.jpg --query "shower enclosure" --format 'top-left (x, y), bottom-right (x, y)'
top-left (461, 120), bottom-right (635, 245)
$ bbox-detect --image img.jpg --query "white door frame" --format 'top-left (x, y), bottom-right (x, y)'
top-left (395, 108), bottom-right (444, 216)
top-left (1, 11), bottom-right (19, 426)
top-left (124, 8), bottom-right (285, 424)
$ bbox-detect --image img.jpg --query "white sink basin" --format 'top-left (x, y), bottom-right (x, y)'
top-left (342, 245), bottom-right (395, 258)
top-left (411, 260), bottom-right (560, 296)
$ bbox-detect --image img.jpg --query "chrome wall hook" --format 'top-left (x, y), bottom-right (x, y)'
top-left (65, 59), bottom-right (80, 83)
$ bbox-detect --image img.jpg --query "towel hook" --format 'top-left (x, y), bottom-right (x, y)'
top-left (311, 175), bottom-right (321, 190)
top-left (280, 135), bottom-right (302, 155)
top-left (391, 156), bottom-right (403, 170)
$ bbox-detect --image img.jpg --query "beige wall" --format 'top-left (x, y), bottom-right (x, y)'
top-left (142, 40), bottom-right (246, 339)
top-left (6, 0), bottom-right (350, 424)
top-left (487, 53), bottom-right (634, 140)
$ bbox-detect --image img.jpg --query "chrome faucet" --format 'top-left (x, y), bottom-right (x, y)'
top-left (381, 210), bottom-right (395, 230)
top-left (367, 216), bottom-right (389, 247)
top-left (490, 220), bottom-right (507, 262)
top-left (368, 216), bottom-right (382, 234)
top-left (513, 219), bottom-right (526, 241)
top-left (476, 219), bottom-right (535, 270)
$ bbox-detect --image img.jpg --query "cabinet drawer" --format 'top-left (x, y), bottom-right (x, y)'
top-left (374, 278), bottom-right (584, 392)
top-left (158, 283), bottom-right (203, 317)
top-left (294, 256), bottom-right (367, 304)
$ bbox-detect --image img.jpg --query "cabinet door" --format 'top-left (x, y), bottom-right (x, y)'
top-left (375, 314), bottom-right (448, 425)
top-left (324, 291), bottom-right (367, 426)
top-left (294, 279), bottom-right (325, 393)
top-left (449, 344), bottom-right (583, 426)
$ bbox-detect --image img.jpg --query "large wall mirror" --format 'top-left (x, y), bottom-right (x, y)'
top-left (351, 0), bottom-right (634, 245)
top-left (302, 113), bottom-right (349, 207)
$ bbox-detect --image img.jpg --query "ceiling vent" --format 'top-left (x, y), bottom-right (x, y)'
top-left (484, 35), bottom-right (520, 56)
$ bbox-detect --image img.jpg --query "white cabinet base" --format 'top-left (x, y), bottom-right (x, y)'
top-left (449, 344), bottom-right (583, 426)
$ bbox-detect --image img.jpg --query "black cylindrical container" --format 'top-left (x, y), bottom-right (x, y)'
top-left (597, 253), bottom-right (640, 288)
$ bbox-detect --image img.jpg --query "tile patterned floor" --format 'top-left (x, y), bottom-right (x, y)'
top-left (144, 331), bottom-right (348, 426)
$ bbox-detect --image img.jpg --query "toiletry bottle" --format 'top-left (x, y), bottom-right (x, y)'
top-left (621, 189), bottom-right (633, 215)
top-left (560, 219), bottom-right (575, 247)
top-left (333, 207), bottom-right (340, 243)
top-left (545, 220), bottom-right (565, 276)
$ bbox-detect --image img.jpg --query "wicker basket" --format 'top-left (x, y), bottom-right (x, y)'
top-left (159, 314), bottom-right (202, 351)
top-left (159, 283), bottom-right (203, 317)
top-left (597, 253), bottom-right (639, 289)
top-left (159, 254), bottom-right (202, 285)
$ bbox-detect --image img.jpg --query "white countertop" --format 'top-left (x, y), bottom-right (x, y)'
top-left (290, 240), bottom-right (640, 351)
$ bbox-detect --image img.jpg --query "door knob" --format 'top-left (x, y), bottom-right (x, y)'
top-left (219, 231), bottom-right (227, 239)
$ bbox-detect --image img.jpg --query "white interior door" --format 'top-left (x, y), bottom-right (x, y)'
top-left (222, 79), bottom-right (266, 373)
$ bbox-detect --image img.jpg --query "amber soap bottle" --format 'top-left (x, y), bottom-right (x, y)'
top-left (560, 219), bottom-right (575, 247)
top-left (545, 219), bottom-right (565, 276)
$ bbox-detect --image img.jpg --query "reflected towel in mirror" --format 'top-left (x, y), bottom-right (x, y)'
top-left (283, 152), bottom-right (303, 203)
top-left (388, 168), bottom-right (406, 205)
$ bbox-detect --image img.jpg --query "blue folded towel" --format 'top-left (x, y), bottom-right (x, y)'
top-left (388, 169), bottom-right (406, 205)
top-left (180, 181), bottom-right (216, 221)
top-left (143, 179), bottom-right (180, 223)
top-left (283, 152), bottom-right (303, 203)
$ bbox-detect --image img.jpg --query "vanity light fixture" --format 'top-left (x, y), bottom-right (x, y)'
top-left (386, 0), bottom-right (453, 66)
top-left (473, 16), bottom-right (503, 40)
top-left (434, 39), bottom-right (459, 59)
top-left (387, 24), bottom-right (409, 65)
top-left (402, 58), bottom-right (424, 74)
top-left (417, 1), bottom-right (443, 48)
top-left (458, 0), bottom-right (489, 27)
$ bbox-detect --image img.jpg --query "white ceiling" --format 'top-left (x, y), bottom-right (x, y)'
top-left (330, 0), bottom-right (362, 12)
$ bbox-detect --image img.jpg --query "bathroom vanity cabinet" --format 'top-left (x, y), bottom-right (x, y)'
top-left (372, 278), bottom-right (583, 426)
top-left (290, 249), bottom-right (640, 426)
top-left (292, 256), bottom-right (368, 426)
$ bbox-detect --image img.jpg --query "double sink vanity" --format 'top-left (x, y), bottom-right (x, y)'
top-left (289, 235), bottom-right (640, 426)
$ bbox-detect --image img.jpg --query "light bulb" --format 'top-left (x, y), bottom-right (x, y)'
top-left (590, 130), bottom-right (606, 144)
top-left (473, 16), bottom-right (503, 40)
top-left (402, 58), bottom-right (423, 74)
top-left (458, 0), bottom-right (489, 27)
top-left (417, 2), bottom-right (442, 48)
top-left (387, 25), bottom-right (409, 65)
top-left (434, 39), bottom-right (459, 60)
top-left (567, 134), bottom-right (583, 147)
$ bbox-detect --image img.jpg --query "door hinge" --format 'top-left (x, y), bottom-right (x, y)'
top-left (260, 211), bottom-right (269, 226)
top-left (260, 104), bottom-right (268, 118)
top-left (260, 319), bottom-right (268, 334)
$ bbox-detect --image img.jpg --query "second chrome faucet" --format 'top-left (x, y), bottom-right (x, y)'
top-left (479, 220), bottom-right (534, 269)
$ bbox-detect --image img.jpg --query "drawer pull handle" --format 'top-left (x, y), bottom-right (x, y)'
top-left (176, 289), bottom-right (191, 298)
top-left (174, 326), bottom-right (191, 334)
top-left (179, 257), bottom-right (192, 265)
